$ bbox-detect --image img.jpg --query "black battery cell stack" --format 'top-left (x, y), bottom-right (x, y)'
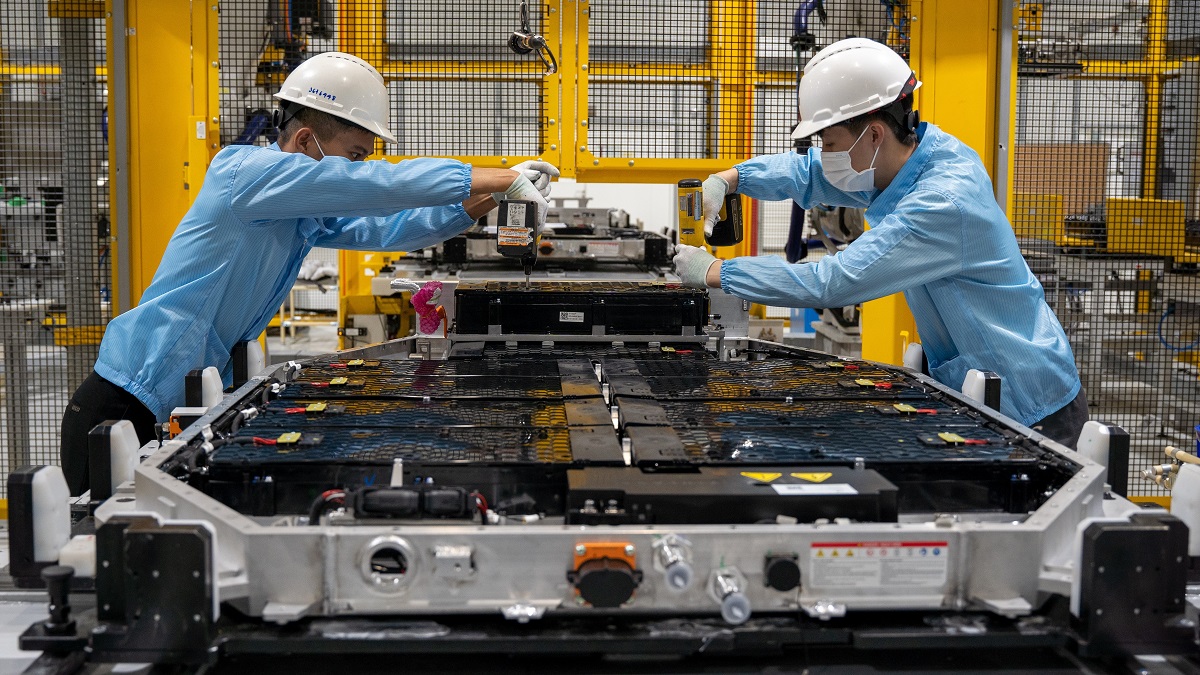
top-left (198, 282), bottom-right (1079, 521)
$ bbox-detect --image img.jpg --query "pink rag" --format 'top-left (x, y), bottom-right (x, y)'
top-left (410, 281), bottom-right (444, 334)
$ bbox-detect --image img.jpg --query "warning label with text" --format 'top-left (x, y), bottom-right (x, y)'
top-left (809, 541), bottom-right (949, 588)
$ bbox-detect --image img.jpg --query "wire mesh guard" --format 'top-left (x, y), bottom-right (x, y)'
top-left (219, 426), bottom-right (577, 464)
top-left (648, 425), bottom-right (1027, 466)
top-left (217, 0), bottom-right (548, 156)
top-left (0, 3), bottom-right (108, 494)
top-left (256, 398), bottom-right (572, 428)
top-left (1014, 0), bottom-right (1200, 498)
top-left (217, 345), bottom-right (1048, 476)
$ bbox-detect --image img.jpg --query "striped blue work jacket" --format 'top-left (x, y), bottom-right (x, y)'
top-left (722, 123), bottom-right (1080, 426)
top-left (95, 144), bottom-right (473, 420)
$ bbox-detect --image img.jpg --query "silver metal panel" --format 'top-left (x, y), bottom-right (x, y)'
top-left (114, 335), bottom-right (1111, 625)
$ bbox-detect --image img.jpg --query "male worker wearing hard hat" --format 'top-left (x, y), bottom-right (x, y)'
top-left (59, 52), bottom-right (559, 494)
top-left (673, 38), bottom-right (1087, 448)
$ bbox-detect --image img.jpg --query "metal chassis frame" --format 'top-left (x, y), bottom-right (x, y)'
top-left (95, 331), bottom-right (1116, 627)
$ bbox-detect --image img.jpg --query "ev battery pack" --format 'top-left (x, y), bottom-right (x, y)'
top-left (566, 466), bottom-right (898, 525)
top-left (453, 281), bottom-right (709, 336)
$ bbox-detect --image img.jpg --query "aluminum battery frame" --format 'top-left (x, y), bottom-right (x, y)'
top-left (103, 335), bottom-right (1109, 626)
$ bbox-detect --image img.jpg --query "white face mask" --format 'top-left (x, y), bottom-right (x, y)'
top-left (820, 125), bottom-right (880, 192)
top-left (310, 133), bottom-right (327, 160)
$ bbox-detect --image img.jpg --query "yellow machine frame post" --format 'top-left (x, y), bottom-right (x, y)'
top-left (119, 0), bottom-right (219, 307)
top-left (862, 0), bottom-right (1003, 366)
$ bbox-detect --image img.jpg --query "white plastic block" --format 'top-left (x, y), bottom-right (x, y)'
top-left (1076, 420), bottom-right (1111, 468)
top-left (1172, 463), bottom-right (1200, 557)
top-left (243, 340), bottom-right (266, 379)
top-left (201, 366), bottom-right (223, 408)
top-left (31, 466), bottom-right (71, 562)
top-left (962, 369), bottom-right (988, 407)
top-left (58, 535), bottom-right (97, 577)
top-left (106, 419), bottom-right (141, 491)
top-left (902, 342), bottom-right (923, 372)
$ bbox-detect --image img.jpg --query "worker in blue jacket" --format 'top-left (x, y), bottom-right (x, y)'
top-left (60, 52), bottom-right (559, 494)
top-left (673, 38), bottom-right (1087, 447)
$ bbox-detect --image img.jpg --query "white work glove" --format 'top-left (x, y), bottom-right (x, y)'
top-left (389, 279), bottom-right (442, 306)
top-left (673, 244), bottom-right (719, 289)
top-left (702, 174), bottom-right (729, 236)
top-left (493, 173), bottom-right (550, 235)
top-left (511, 160), bottom-right (560, 199)
top-left (297, 258), bottom-right (337, 281)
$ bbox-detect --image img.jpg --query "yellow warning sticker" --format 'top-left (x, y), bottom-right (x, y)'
top-left (347, 359), bottom-right (364, 367)
top-left (329, 377), bottom-right (348, 386)
top-left (938, 432), bottom-right (966, 444)
top-left (791, 472), bottom-right (833, 483)
top-left (855, 378), bottom-right (875, 386)
top-left (893, 403), bottom-right (917, 413)
top-left (277, 432), bottom-right (301, 445)
top-left (306, 402), bottom-right (327, 413)
top-left (740, 471), bottom-right (783, 483)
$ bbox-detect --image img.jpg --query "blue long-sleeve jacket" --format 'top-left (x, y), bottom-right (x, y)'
top-left (96, 144), bottom-right (474, 420)
top-left (723, 123), bottom-right (1080, 426)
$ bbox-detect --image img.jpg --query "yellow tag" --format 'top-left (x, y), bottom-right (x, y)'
top-left (893, 404), bottom-right (917, 413)
top-left (306, 402), bottom-right (327, 413)
top-left (277, 432), bottom-right (302, 445)
top-left (855, 378), bottom-right (875, 386)
top-left (791, 472), bottom-right (833, 483)
top-left (329, 377), bottom-right (348, 386)
top-left (938, 432), bottom-right (966, 444)
top-left (661, 346), bottom-right (676, 353)
top-left (347, 359), bottom-right (364, 367)
top-left (740, 471), bottom-right (782, 483)
top-left (826, 361), bottom-right (845, 368)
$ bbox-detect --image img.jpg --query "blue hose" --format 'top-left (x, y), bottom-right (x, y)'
top-left (1158, 308), bottom-right (1200, 352)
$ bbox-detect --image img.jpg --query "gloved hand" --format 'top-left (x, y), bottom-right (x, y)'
top-left (297, 257), bottom-right (338, 281)
top-left (673, 244), bottom-right (719, 289)
top-left (493, 173), bottom-right (551, 236)
top-left (702, 174), bottom-right (729, 236)
top-left (392, 279), bottom-right (442, 307)
top-left (510, 160), bottom-right (560, 199)
top-left (410, 281), bottom-right (446, 334)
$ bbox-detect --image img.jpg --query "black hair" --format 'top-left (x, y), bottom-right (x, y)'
top-left (276, 103), bottom-right (368, 144)
top-left (831, 71), bottom-right (921, 147)
top-left (835, 109), bottom-right (919, 147)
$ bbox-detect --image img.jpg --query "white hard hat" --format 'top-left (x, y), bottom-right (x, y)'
top-left (791, 38), bottom-right (921, 140)
top-left (274, 52), bottom-right (397, 144)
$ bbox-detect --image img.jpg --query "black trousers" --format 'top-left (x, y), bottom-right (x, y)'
top-left (60, 371), bottom-right (158, 496)
top-left (1031, 388), bottom-right (1089, 450)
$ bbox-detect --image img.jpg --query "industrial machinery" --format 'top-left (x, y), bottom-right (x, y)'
top-left (8, 280), bottom-right (1198, 672)
top-left (344, 198), bottom-right (678, 345)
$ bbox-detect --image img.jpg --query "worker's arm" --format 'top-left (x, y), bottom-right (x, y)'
top-left (228, 149), bottom-right (516, 224)
top-left (312, 204), bottom-right (475, 251)
top-left (731, 148), bottom-right (874, 209)
top-left (314, 168), bottom-right (547, 249)
top-left (718, 188), bottom-right (964, 307)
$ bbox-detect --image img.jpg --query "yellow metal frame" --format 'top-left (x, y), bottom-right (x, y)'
top-left (117, 0), bottom-right (221, 308)
top-left (863, 0), bottom-right (1006, 365)
top-left (108, 1), bottom-right (1029, 359)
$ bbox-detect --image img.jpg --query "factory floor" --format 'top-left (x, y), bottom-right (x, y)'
top-left (266, 324), bottom-right (340, 365)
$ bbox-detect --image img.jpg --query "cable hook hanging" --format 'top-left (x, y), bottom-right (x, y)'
top-left (508, 0), bottom-right (559, 74)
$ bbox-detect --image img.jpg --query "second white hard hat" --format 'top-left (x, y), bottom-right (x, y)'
top-left (791, 38), bottom-right (921, 140)
top-left (274, 52), bottom-right (397, 144)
